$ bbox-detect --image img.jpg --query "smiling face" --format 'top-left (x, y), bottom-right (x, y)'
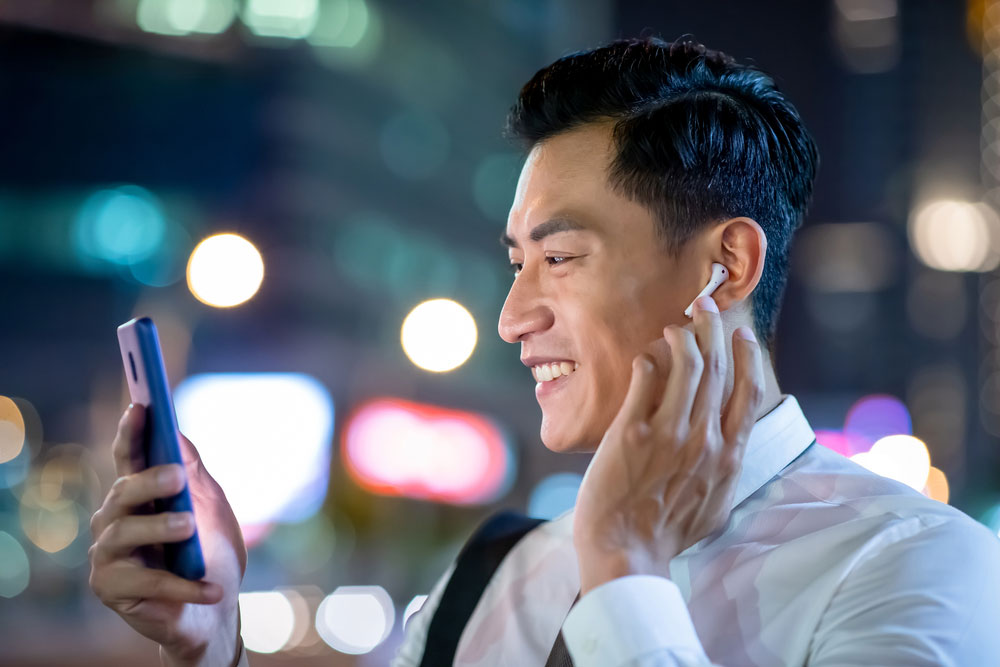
top-left (499, 122), bottom-right (703, 453)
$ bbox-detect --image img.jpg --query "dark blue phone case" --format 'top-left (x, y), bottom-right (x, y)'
top-left (119, 317), bottom-right (206, 580)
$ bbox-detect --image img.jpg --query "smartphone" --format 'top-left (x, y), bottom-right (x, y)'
top-left (117, 316), bottom-right (206, 580)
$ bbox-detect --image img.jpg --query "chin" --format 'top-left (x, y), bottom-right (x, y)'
top-left (539, 417), bottom-right (598, 454)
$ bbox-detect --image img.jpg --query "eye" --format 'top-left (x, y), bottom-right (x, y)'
top-left (508, 262), bottom-right (523, 275)
top-left (546, 256), bottom-right (567, 266)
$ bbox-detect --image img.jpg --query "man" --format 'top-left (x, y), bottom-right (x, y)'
top-left (89, 37), bottom-right (1000, 666)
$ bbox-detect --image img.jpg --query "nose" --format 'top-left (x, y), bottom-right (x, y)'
top-left (498, 271), bottom-right (554, 344)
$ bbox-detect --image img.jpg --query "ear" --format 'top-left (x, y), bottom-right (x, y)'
top-left (710, 217), bottom-right (767, 312)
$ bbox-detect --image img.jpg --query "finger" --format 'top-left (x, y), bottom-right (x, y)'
top-left (90, 464), bottom-right (186, 538)
top-left (721, 327), bottom-right (765, 448)
top-left (112, 404), bottom-right (146, 478)
top-left (92, 565), bottom-right (222, 606)
top-left (90, 512), bottom-right (196, 565)
top-left (614, 354), bottom-right (659, 430)
top-left (652, 327), bottom-right (703, 432)
top-left (177, 432), bottom-right (203, 468)
top-left (689, 296), bottom-right (726, 430)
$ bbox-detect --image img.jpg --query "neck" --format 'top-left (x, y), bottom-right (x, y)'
top-left (756, 352), bottom-right (783, 421)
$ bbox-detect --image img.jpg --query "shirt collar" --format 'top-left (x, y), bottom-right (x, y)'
top-left (731, 394), bottom-right (815, 509)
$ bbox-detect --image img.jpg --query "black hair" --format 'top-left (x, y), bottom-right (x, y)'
top-left (504, 36), bottom-right (819, 347)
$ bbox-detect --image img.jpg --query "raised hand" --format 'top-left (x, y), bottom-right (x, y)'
top-left (572, 296), bottom-right (765, 594)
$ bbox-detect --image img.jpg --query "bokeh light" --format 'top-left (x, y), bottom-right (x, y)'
top-left (908, 199), bottom-right (999, 272)
top-left (315, 586), bottom-right (394, 655)
top-left (401, 298), bottom-right (477, 372)
top-left (275, 587), bottom-right (315, 652)
top-left (307, 0), bottom-right (370, 48)
top-left (850, 434), bottom-right (931, 491)
top-left (923, 466), bottom-right (950, 504)
top-left (0, 531), bottom-right (30, 598)
top-left (174, 373), bottom-right (334, 543)
top-left (20, 499), bottom-right (80, 554)
top-left (73, 185), bottom-right (166, 265)
top-left (243, 0), bottom-right (320, 39)
top-left (0, 395), bottom-right (26, 464)
top-left (239, 591), bottom-right (296, 654)
top-left (402, 595), bottom-right (428, 630)
top-left (832, 0), bottom-right (900, 73)
top-left (186, 233), bottom-right (265, 308)
top-left (137, 0), bottom-right (236, 35)
top-left (17, 445), bottom-right (95, 561)
top-left (814, 428), bottom-right (871, 458)
top-left (843, 394), bottom-right (912, 442)
top-left (342, 398), bottom-right (513, 505)
top-left (528, 472), bottom-right (583, 520)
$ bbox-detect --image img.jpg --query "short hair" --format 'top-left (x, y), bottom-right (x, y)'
top-left (504, 36), bottom-right (820, 347)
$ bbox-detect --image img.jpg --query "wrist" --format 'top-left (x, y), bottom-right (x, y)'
top-left (576, 545), bottom-right (676, 596)
top-left (160, 606), bottom-right (241, 667)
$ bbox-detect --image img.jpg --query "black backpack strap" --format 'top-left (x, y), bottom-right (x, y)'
top-left (419, 510), bottom-right (546, 667)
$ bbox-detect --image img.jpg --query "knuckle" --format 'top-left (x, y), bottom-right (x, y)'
top-left (107, 476), bottom-right (129, 505)
top-left (103, 518), bottom-right (125, 546)
top-left (706, 353), bottom-right (724, 378)
top-left (89, 509), bottom-right (104, 538)
top-left (150, 575), bottom-right (172, 600)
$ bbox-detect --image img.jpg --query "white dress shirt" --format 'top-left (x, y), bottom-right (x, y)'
top-left (389, 395), bottom-right (1000, 666)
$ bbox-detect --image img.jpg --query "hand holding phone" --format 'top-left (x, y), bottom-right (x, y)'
top-left (88, 318), bottom-right (248, 665)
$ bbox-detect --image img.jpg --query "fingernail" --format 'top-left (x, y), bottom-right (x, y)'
top-left (168, 512), bottom-right (191, 529)
top-left (696, 296), bottom-right (719, 313)
top-left (736, 326), bottom-right (757, 341)
top-left (158, 466), bottom-right (181, 489)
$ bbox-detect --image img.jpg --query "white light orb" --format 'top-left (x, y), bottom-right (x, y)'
top-left (315, 585), bottom-right (394, 655)
top-left (908, 200), bottom-right (999, 272)
top-left (173, 373), bottom-right (334, 540)
top-left (186, 233), bottom-right (264, 308)
top-left (400, 299), bottom-right (477, 372)
top-left (850, 434), bottom-right (931, 491)
top-left (239, 591), bottom-right (296, 654)
top-left (244, 0), bottom-right (319, 39)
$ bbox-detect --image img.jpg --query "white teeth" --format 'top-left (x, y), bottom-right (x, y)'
top-left (533, 361), bottom-right (577, 382)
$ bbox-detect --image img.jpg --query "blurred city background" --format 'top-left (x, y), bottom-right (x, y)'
top-left (1, 0), bottom-right (999, 664)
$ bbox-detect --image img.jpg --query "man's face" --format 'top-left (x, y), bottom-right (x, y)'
top-left (499, 123), bottom-right (702, 453)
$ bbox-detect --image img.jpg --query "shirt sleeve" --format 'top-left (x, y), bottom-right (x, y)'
top-left (390, 562), bottom-right (457, 667)
top-left (562, 575), bottom-right (718, 667)
top-left (809, 515), bottom-right (1000, 666)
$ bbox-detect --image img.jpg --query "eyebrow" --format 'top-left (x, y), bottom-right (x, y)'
top-left (500, 218), bottom-right (588, 249)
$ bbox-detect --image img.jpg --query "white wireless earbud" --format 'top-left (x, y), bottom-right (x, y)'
top-left (684, 263), bottom-right (729, 318)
